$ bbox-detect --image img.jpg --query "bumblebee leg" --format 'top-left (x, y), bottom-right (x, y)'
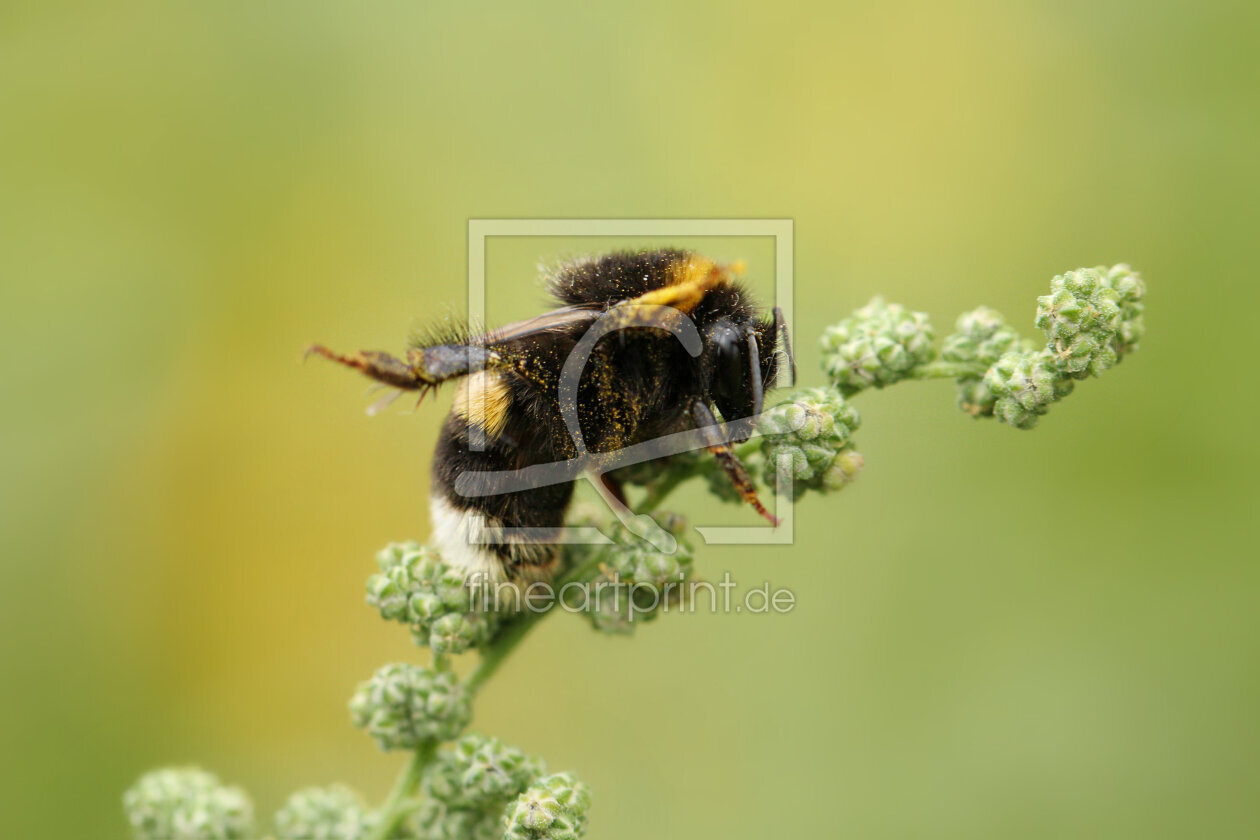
top-left (590, 469), bottom-right (678, 553)
top-left (595, 472), bottom-right (628, 508)
top-left (306, 343), bottom-right (498, 394)
top-left (690, 401), bottom-right (779, 526)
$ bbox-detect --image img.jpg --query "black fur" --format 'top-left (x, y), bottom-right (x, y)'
top-left (432, 249), bottom-right (782, 577)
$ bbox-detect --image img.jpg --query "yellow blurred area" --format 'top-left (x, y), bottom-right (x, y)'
top-left (2, 1), bottom-right (1258, 837)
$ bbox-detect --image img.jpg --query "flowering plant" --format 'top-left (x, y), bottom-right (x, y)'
top-left (125, 264), bottom-right (1144, 839)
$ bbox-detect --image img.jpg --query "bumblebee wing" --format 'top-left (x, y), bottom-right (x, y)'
top-left (483, 305), bottom-right (602, 345)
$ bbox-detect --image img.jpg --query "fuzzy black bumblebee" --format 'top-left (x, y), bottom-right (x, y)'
top-left (310, 249), bottom-right (794, 582)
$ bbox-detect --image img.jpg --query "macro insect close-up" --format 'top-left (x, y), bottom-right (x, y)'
top-left (310, 249), bottom-right (794, 583)
top-left (5, 4), bottom-right (1258, 840)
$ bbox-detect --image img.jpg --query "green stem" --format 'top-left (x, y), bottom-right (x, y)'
top-left (366, 739), bottom-right (437, 840)
top-left (466, 610), bottom-right (544, 694)
top-left (638, 470), bottom-right (689, 514)
top-left (906, 361), bottom-right (985, 380)
top-left (467, 545), bottom-right (609, 693)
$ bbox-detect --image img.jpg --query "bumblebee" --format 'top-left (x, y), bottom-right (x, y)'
top-left (310, 249), bottom-right (794, 582)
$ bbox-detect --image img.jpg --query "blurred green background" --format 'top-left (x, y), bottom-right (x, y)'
top-left (2, 1), bottom-right (1258, 837)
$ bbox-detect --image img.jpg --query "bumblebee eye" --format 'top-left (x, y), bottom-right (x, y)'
top-left (715, 325), bottom-right (745, 401)
top-left (710, 321), bottom-right (755, 428)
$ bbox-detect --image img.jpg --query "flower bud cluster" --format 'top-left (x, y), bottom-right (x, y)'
top-left (273, 785), bottom-right (376, 840)
top-left (411, 734), bottom-right (550, 840)
top-left (941, 307), bottom-right (1032, 417)
top-left (1101, 263), bottom-right (1146, 357)
top-left (123, 768), bottom-right (253, 840)
top-left (367, 542), bottom-right (504, 655)
top-left (982, 348), bottom-right (1077, 429)
top-left (941, 265), bottom-right (1145, 427)
top-left (584, 517), bottom-right (695, 635)
top-left (758, 386), bottom-right (863, 500)
top-left (349, 663), bottom-right (471, 750)
top-left (503, 773), bottom-right (593, 840)
top-left (821, 297), bottom-right (936, 394)
top-left (410, 801), bottom-right (503, 840)
top-left (1034, 265), bottom-right (1145, 376)
top-left (1036, 267), bottom-right (1122, 377)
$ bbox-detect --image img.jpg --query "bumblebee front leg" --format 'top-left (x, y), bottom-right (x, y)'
top-left (690, 401), bottom-right (779, 526)
top-left (306, 343), bottom-right (498, 393)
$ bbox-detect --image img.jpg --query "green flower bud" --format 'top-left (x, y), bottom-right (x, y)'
top-left (503, 773), bottom-right (592, 840)
top-left (274, 785), bottom-right (376, 840)
top-left (1036, 268), bottom-right (1125, 378)
top-left (584, 519), bottom-right (695, 635)
top-left (983, 349), bottom-right (1074, 430)
top-left (423, 734), bottom-right (546, 810)
top-left (123, 768), bottom-right (253, 840)
top-left (1099, 263), bottom-right (1146, 357)
top-left (758, 387), bottom-right (862, 500)
top-left (956, 377), bottom-right (998, 417)
top-left (954, 265), bottom-right (1143, 425)
top-left (349, 664), bottom-right (471, 749)
top-left (410, 800), bottom-right (502, 840)
top-left (820, 449), bottom-right (865, 491)
top-left (603, 539), bottom-right (694, 588)
top-left (821, 298), bottom-right (936, 393)
top-left (426, 612), bottom-right (500, 657)
top-left (941, 306), bottom-right (1027, 371)
top-left (367, 542), bottom-right (504, 655)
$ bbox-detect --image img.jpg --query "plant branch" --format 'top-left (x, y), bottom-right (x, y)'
top-left (638, 470), bottom-right (689, 514)
top-left (465, 610), bottom-right (544, 694)
top-left (905, 361), bottom-right (986, 380)
top-left (366, 739), bottom-right (437, 840)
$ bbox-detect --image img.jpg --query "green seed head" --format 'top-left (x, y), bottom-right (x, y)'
top-left (423, 734), bottom-right (546, 810)
top-left (410, 800), bottom-right (503, 840)
top-left (274, 785), bottom-right (376, 840)
top-left (984, 349), bottom-right (1073, 430)
top-left (367, 542), bottom-right (504, 655)
top-left (585, 520), bottom-right (695, 635)
top-left (942, 306), bottom-right (1027, 371)
top-left (349, 664), bottom-right (471, 750)
top-left (821, 298), bottom-right (936, 394)
top-left (503, 773), bottom-right (593, 840)
top-left (1035, 267), bottom-right (1138, 378)
top-left (758, 386), bottom-right (862, 499)
top-left (123, 768), bottom-right (253, 840)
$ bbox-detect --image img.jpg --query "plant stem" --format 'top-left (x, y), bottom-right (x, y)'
top-left (639, 470), bottom-right (688, 514)
top-left (906, 361), bottom-right (985, 380)
top-left (366, 739), bottom-right (437, 840)
top-left (465, 610), bottom-right (544, 694)
top-left (466, 539), bottom-right (612, 692)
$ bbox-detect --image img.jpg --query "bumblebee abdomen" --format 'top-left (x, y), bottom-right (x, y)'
top-left (430, 399), bottom-right (573, 583)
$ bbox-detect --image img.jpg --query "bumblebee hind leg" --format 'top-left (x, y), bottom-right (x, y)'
top-left (306, 343), bottom-right (500, 402)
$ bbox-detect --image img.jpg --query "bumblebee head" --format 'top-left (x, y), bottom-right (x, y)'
top-left (705, 315), bottom-right (780, 435)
